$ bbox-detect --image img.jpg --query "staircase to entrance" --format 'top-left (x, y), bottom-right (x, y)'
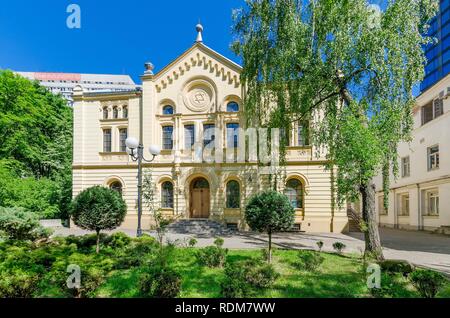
top-left (167, 219), bottom-right (235, 236)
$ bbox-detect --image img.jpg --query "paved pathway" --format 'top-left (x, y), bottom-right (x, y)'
top-left (52, 227), bottom-right (450, 275)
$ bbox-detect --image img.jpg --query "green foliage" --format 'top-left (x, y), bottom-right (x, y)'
top-left (369, 272), bottom-right (411, 298)
top-left (220, 259), bottom-right (279, 298)
top-left (296, 250), bottom-right (325, 272)
top-left (0, 160), bottom-right (62, 219)
top-left (0, 207), bottom-right (52, 241)
top-left (104, 232), bottom-right (132, 249)
top-left (233, 0), bottom-right (439, 258)
top-left (379, 260), bottom-right (415, 277)
top-left (195, 245), bottom-right (228, 268)
top-left (188, 238), bottom-right (198, 247)
top-left (0, 71), bottom-right (73, 218)
top-left (70, 186), bottom-right (127, 253)
top-left (245, 191), bottom-right (295, 234)
top-left (214, 237), bottom-right (224, 248)
top-left (70, 186), bottom-right (127, 232)
top-left (0, 268), bottom-right (39, 298)
top-left (332, 242), bottom-right (346, 254)
top-left (409, 269), bottom-right (447, 298)
top-left (138, 265), bottom-right (182, 298)
top-left (316, 241), bottom-right (324, 252)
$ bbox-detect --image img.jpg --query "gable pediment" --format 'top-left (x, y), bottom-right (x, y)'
top-left (153, 43), bottom-right (242, 93)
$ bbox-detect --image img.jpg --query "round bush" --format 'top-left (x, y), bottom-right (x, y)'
top-left (409, 269), bottom-right (446, 298)
top-left (70, 186), bottom-right (127, 253)
top-left (245, 191), bottom-right (295, 262)
top-left (139, 265), bottom-right (182, 298)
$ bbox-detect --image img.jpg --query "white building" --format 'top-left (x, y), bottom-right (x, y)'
top-left (16, 72), bottom-right (136, 106)
top-left (374, 74), bottom-right (450, 233)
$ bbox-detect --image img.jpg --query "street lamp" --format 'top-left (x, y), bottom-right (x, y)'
top-left (126, 137), bottom-right (161, 237)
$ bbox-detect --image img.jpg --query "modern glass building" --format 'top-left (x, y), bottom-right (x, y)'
top-left (421, 0), bottom-right (450, 92)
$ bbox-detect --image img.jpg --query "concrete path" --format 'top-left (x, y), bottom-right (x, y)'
top-left (51, 227), bottom-right (450, 275)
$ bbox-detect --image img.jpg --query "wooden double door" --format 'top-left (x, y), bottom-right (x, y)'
top-left (190, 178), bottom-right (210, 219)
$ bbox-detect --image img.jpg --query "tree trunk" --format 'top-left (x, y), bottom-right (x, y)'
top-left (96, 230), bottom-right (100, 254)
top-left (268, 231), bottom-right (272, 263)
top-left (360, 181), bottom-right (384, 261)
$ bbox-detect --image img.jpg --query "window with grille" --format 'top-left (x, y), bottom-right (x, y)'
top-left (203, 124), bottom-right (216, 149)
top-left (284, 179), bottom-right (303, 209)
top-left (161, 181), bottom-right (174, 209)
top-left (119, 128), bottom-right (128, 152)
top-left (226, 123), bottom-right (239, 148)
top-left (103, 129), bottom-right (112, 153)
top-left (162, 126), bottom-right (174, 150)
top-left (184, 125), bottom-right (195, 150)
top-left (226, 181), bottom-right (240, 209)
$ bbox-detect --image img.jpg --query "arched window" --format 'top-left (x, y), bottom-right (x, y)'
top-left (226, 102), bottom-right (239, 113)
top-left (103, 107), bottom-right (109, 119)
top-left (161, 181), bottom-right (174, 209)
top-left (285, 179), bottom-right (303, 209)
top-left (163, 105), bottom-right (174, 115)
top-left (226, 180), bottom-right (240, 209)
top-left (123, 106), bottom-right (128, 119)
top-left (110, 181), bottom-right (123, 196)
top-left (113, 106), bottom-right (119, 119)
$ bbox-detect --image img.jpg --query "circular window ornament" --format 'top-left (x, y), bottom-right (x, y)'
top-left (183, 79), bottom-right (215, 112)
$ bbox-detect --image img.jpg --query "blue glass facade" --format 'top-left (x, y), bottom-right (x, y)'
top-left (421, 0), bottom-right (450, 92)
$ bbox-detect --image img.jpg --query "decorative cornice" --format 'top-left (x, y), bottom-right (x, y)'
top-left (153, 43), bottom-right (241, 93)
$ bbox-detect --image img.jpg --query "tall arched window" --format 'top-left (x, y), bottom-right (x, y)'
top-left (285, 179), bottom-right (303, 209)
top-left (226, 102), bottom-right (239, 113)
top-left (226, 180), bottom-right (240, 208)
top-left (161, 181), bottom-right (174, 209)
top-left (103, 107), bottom-right (109, 119)
top-left (163, 105), bottom-right (174, 115)
top-left (123, 106), bottom-right (128, 119)
top-left (110, 181), bottom-right (123, 196)
top-left (113, 106), bottom-right (119, 119)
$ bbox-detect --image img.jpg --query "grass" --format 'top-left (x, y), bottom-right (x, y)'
top-left (96, 248), bottom-right (450, 298)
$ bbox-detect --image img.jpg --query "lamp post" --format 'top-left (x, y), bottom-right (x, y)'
top-left (126, 138), bottom-right (161, 237)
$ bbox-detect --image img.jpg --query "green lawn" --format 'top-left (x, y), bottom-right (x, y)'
top-left (97, 248), bottom-right (449, 298)
top-left (1, 235), bottom-right (449, 298)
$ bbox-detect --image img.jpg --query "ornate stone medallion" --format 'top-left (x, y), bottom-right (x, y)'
top-left (183, 80), bottom-right (215, 112)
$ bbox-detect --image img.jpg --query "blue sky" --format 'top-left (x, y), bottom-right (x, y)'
top-left (0, 0), bottom-right (245, 83)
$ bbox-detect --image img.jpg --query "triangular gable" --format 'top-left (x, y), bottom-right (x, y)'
top-left (153, 43), bottom-right (242, 93)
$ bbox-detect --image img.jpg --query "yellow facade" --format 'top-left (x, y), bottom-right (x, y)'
top-left (72, 38), bottom-right (348, 233)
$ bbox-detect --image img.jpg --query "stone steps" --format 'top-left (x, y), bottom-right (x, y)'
top-left (167, 219), bottom-right (235, 236)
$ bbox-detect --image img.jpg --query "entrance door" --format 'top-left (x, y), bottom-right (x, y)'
top-left (190, 178), bottom-right (210, 218)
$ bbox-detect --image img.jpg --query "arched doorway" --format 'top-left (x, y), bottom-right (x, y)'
top-left (190, 177), bottom-right (210, 219)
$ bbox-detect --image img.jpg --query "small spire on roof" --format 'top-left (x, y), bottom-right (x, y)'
top-left (196, 22), bottom-right (204, 43)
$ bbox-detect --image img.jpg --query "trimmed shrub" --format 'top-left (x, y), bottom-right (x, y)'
top-left (245, 191), bottom-right (295, 263)
top-left (104, 232), bottom-right (132, 249)
top-left (316, 241), bottom-right (324, 252)
top-left (296, 251), bottom-right (325, 272)
top-left (0, 207), bottom-right (52, 241)
top-left (245, 260), bottom-right (279, 289)
top-left (214, 237), bottom-right (224, 248)
top-left (188, 238), bottom-right (198, 247)
top-left (220, 259), bottom-right (279, 298)
top-left (70, 186), bottom-right (127, 253)
top-left (196, 246), bottom-right (228, 268)
top-left (409, 269), bottom-right (447, 298)
top-left (139, 265), bottom-right (182, 298)
top-left (0, 269), bottom-right (39, 298)
top-left (332, 242), bottom-right (346, 254)
top-left (379, 260), bottom-right (415, 277)
top-left (221, 263), bottom-right (250, 298)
